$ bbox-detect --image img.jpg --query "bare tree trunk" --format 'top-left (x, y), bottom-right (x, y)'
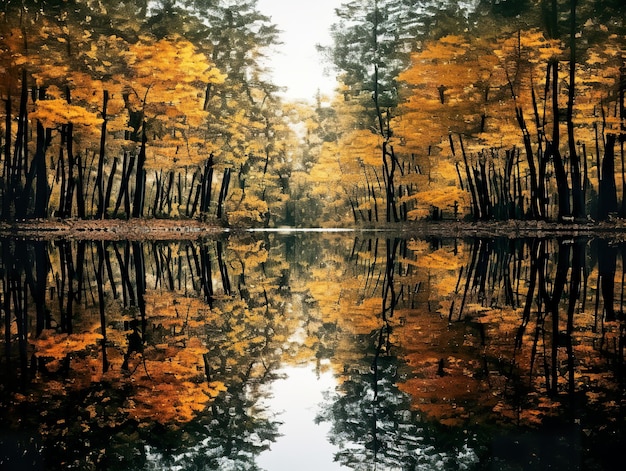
top-left (152, 170), bottom-right (162, 217)
top-left (217, 168), bottom-right (231, 220)
top-left (114, 152), bottom-right (133, 218)
top-left (32, 118), bottom-right (49, 219)
top-left (95, 91), bottom-right (109, 219)
top-left (14, 69), bottom-right (29, 218)
top-left (103, 157), bottom-right (118, 217)
top-left (2, 94), bottom-right (11, 218)
top-left (459, 135), bottom-right (480, 219)
top-left (598, 134), bottom-right (618, 220)
top-left (619, 61), bottom-right (626, 217)
top-left (598, 239), bottom-right (617, 322)
top-left (76, 153), bottom-right (86, 218)
top-left (515, 107), bottom-right (541, 218)
top-left (549, 60), bottom-right (571, 220)
top-left (567, 0), bottom-right (584, 218)
top-left (95, 241), bottom-right (109, 372)
top-left (132, 128), bottom-right (147, 218)
top-left (200, 155), bottom-right (214, 214)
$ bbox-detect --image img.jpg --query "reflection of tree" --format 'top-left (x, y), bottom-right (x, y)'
top-left (146, 365), bottom-right (282, 471)
top-left (3, 235), bottom-right (626, 469)
top-left (319, 348), bottom-right (478, 470)
top-left (425, 236), bottom-right (626, 469)
top-left (314, 237), bottom-right (479, 469)
top-left (1, 239), bottom-right (50, 390)
top-left (305, 235), bottom-right (626, 469)
top-left (0, 237), bottom-right (295, 469)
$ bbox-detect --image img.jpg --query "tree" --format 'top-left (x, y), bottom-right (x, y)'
top-left (0, 0), bottom-right (296, 224)
top-left (0, 237), bottom-right (299, 468)
top-left (391, 0), bottom-right (625, 222)
top-left (187, 0), bottom-right (290, 225)
top-left (118, 35), bottom-right (224, 217)
top-left (322, 0), bottom-right (482, 223)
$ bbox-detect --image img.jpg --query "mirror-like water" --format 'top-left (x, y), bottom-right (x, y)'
top-left (256, 366), bottom-right (343, 471)
top-left (1, 234), bottom-right (625, 470)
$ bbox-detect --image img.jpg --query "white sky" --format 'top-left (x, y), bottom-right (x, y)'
top-left (256, 366), bottom-right (346, 471)
top-left (257, 0), bottom-right (340, 101)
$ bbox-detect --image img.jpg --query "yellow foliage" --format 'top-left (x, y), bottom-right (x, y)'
top-left (31, 330), bottom-right (103, 360)
top-left (31, 99), bottom-right (102, 128)
top-left (227, 194), bottom-right (269, 225)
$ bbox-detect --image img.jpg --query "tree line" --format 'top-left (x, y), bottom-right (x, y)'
top-left (0, 0), bottom-right (294, 224)
top-left (1, 0), bottom-right (625, 226)
top-left (298, 0), bottom-right (626, 225)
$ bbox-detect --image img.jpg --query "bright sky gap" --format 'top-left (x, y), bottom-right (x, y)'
top-left (257, 0), bottom-right (339, 101)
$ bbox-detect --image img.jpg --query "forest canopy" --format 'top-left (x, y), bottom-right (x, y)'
top-left (0, 0), bottom-right (625, 226)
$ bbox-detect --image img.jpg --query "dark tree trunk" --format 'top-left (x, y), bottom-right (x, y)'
top-left (13, 70), bottom-right (29, 218)
top-left (531, 76), bottom-right (549, 219)
top-left (547, 239), bottom-right (570, 395)
top-left (216, 240), bottom-right (231, 295)
top-left (598, 239), bottom-right (617, 322)
top-left (132, 129), bottom-right (147, 218)
top-left (32, 119), bottom-right (49, 219)
top-left (57, 144), bottom-right (67, 218)
top-left (598, 134), bottom-right (618, 220)
top-left (382, 142), bottom-right (399, 223)
top-left (565, 238), bottom-right (584, 395)
top-left (478, 159), bottom-right (492, 220)
top-left (459, 135), bottom-right (480, 219)
top-left (95, 242), bottom-right (109, 372)
top-left (619, 61), bottom-right (626, 217)
top-left (189, 174), bottom-right (201, 217)
top-left (2, 95), bottom-right (11, 218)
top-left (114, 152), bottom-right (135, 219)
top-left (516, 107), bottom-right (541, 219)
top-left (164, 170), bottom-right (174, 214)
top-left (567, 0), bottom-right (584, 218)
top-left (152, 170), bottom-right (162, 217)
top-left (549, 63), bottom-right (571, 220)
top-left (76, 153), bottom-right (85, 218)
top-left (217, 168), bottom-right (231, 220)
top-left (61, 86), bottom-right (77, 218)
top-left (200, 155), bottom-right (214, 213)
top-left (103, 157), bottom-right (118, 217)
top-left (132, 242), bottom-right (147, 334)
top-left (95, 91), bottom-right (109, 219)
top-left (62, 121), bottom-right (75, 218)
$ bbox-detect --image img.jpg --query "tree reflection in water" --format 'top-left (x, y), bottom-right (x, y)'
top-left (0, 234), bottom-right (625, 470)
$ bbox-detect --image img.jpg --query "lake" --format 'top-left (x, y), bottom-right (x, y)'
top-left (1, 232), bottom-right (624, 470)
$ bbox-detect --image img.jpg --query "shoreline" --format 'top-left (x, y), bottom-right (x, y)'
top-left (3, 218), bottom-right (626, 240)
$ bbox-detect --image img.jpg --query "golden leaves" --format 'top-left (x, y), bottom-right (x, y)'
top-left (227, 193), bottom-right (270, 225)
top-left (2, 13), bottom-right (231, 173)
top-left (31, 99), bottom-right (102, 128)
top-left (127, 374), bottom-right (216, 424)
top-left (31, 330), bottom-right (103, 360)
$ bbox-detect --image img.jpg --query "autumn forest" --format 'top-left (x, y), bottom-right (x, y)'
top-left (1, 1), bottom-right (626, 470)
top-left (0, 0), bottom-right (622, 226)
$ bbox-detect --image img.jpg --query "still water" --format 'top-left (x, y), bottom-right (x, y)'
top-left (1, 233), bottom-right (625, 470)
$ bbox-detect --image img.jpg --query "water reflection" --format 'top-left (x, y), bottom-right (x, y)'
top-left (0, 234), bottom-right (625, 469)
top-left (257, 366), bottom-right (343, 471)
